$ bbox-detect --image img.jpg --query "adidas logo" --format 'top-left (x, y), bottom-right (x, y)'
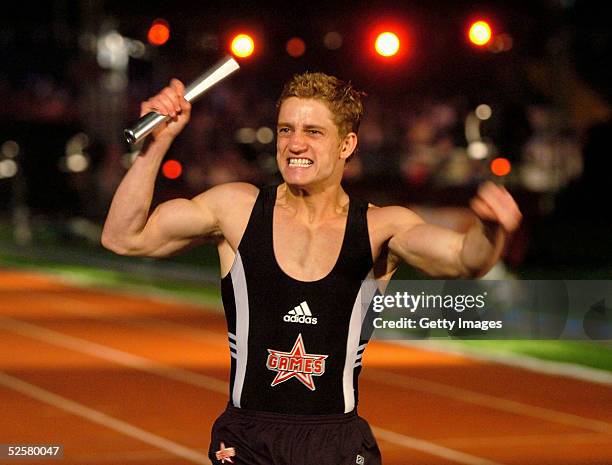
top-left (283, 301), bottom-right (318, 325)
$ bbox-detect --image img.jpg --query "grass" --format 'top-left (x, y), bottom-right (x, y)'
top-left (441, 339), bottom-right (612, 372)
top-left (0, 253), bottom-right (223, 310)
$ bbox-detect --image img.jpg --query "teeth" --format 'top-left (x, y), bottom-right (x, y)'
top-left (289, 158), bottom-right (313, 167)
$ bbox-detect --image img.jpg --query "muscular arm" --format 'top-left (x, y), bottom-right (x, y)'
top-left (382, 183), bottom-right (522, 278)
top-left (101, 137), bottom-right (209, 257)
top-left (101, 79), bottom-right (257, 257)
top-left (102, 167), bottom-right (252, 257)
top-left (388, 216), bottom-right (502, 278)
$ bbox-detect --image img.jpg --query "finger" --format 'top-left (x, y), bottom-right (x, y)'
top-left (478, 181), bottom-right (504, 202)
top-left (179, 98), bottom-right (191, 115)
top-left (140, 101), bottom-right (151, 117)
top-left (169, 79), bottom-right (191, 114)
top-left (470, 197), bottom-right (496, 220)
top-left (154, 93), bottom-right (178, 118)
top-left (485, 184), bottom-right (522, 221)
top-left (481, 183), bottom-right (514, 213)
top-left (170, 78), bottom-right (185, 96)
top-left (477, 181), bottom-right (496, 196)
top-left (479, 192), bottom-right (521, 231)
top-left (485, 183), bottom-right (517, 210)
top-left (498, 185), bottom-right (519, 207)
top-left (140, 98), bottom-right (167, 117)
top-left (161, 87), bottom-right (182, 114)
top-left (475, 182), bottom-right (522, 231)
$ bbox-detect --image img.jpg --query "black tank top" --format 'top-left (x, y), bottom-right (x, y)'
top-left (221, 185), bottom-right (376, 414)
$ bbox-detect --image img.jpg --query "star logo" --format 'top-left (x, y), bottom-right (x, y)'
top-left (215, 442), bottom-right (236, 463)
top-left (266, 333), bottom-right (328, 391)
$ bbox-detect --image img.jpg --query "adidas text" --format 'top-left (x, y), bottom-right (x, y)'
top-left (283, 314), bottom-right (318, 325)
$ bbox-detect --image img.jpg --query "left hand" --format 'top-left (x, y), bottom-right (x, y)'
top-left (470, 182), bottom-right (522, 233)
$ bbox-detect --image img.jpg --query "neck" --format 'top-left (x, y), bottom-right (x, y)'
top-left (278, 182), bottom-right (348, 223)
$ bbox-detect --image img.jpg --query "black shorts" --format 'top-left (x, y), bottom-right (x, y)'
top-left (208, 404), bottom-right (382, 465)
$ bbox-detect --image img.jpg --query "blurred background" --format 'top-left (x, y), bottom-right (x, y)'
top-left (1, 3), bottom-right (611, 464)
top-left (1, 0), bottom-right (611, 280)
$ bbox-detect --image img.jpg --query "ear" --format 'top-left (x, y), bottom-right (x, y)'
top-left (339, 133), bottom-right (358, 160)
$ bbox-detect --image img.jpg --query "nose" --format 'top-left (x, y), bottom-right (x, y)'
top-left (288, 132), bottom-right (308, 154)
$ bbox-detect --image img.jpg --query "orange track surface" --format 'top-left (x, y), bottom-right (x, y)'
top-left (1, 269), bottom-right (611, 465)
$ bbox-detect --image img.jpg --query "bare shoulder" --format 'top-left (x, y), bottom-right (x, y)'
top-left (192, 182), bottom-right (259, 214)
top-left (191, 182), bottom-right (259, 249)
top-left (363, 204), bottom-right (425, 278)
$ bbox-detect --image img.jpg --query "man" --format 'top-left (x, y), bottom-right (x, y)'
top-left (102, 72), bottom-right (521, 464)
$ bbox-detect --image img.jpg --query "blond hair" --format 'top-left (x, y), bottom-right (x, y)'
top-left (277, 72), bottom-right (366, 139)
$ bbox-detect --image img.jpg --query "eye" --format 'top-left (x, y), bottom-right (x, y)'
top-left (277, 127), bottom-right (290, 134)
top-left (307, 129), bottom-right (322, 135)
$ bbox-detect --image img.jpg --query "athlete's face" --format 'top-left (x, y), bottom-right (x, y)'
top-left (276, 97), bottom-right (356, 188)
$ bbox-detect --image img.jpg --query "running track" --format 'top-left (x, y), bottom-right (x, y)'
top-left (1, 269), bottom-right (611, 465)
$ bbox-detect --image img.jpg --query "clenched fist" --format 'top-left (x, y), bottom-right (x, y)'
top-left (141, 78), bottom-right (192, 142)
top-left (470, 182), bottom-right (522, 233)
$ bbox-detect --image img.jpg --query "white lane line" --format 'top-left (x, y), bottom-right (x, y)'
top-left (38, 294), bottom-right (612, 434)
top-left (0, 316), bottom-right (506, 465)
top-left (372, 427), bottom-right (506, 465)
top-left (366, 368), bottom-right (612, 434)
top-left (0, 371), bottom-right (211, 465)
top-left (393, 340), bottom-right (612, 386)
top-left (0, 316), bottom-right (227, 395)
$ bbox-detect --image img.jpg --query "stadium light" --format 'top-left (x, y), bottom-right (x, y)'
top-left (147, 19), bottom-right (170, 46)
top-left (162, 160), bottom-right (182, 179)
top-left (230, 33), bottom-right (255, 58)
top-left (468, 20), bottom-right (493, 47)
top-left (491, 157), bottom-right (511, 176)
top-left (375, 32), bottom-right (400, 57)
top-left (366, 19), bottom-right (412, 64)
top-left (286, 37), bottom-right (306, 58)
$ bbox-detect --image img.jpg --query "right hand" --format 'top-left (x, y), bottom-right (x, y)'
top-left (141, 78), bottom-right (192, 142)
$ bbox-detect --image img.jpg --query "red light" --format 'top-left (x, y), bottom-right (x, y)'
top-left (468, 20), bottom-right (493, 47)
top-left (375, 32), bottom-right (400, 57)
top-left (230, 33), bottom-right (255, 58)
top-left (286, 37), bottom-right (306, 58)
top-left (490, 157), bottom-right (511, 176)
top-left (162, 160), bottom-right (182, 179)
top-left (147, 19), bottom-right (170, 46)
top-left (367, 20), bottom-right (411, 63)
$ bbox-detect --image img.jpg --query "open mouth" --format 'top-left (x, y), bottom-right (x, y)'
top-left (288, 158), bottom-right (313, 167)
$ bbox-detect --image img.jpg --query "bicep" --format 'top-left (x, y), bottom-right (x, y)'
top-left (141, 197), bottom-right (220, 256)
top-left (135, 182), bottom-right (258, 257)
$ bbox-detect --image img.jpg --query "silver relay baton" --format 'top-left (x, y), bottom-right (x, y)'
top-left (124, 55), bottom-right (240, 145)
